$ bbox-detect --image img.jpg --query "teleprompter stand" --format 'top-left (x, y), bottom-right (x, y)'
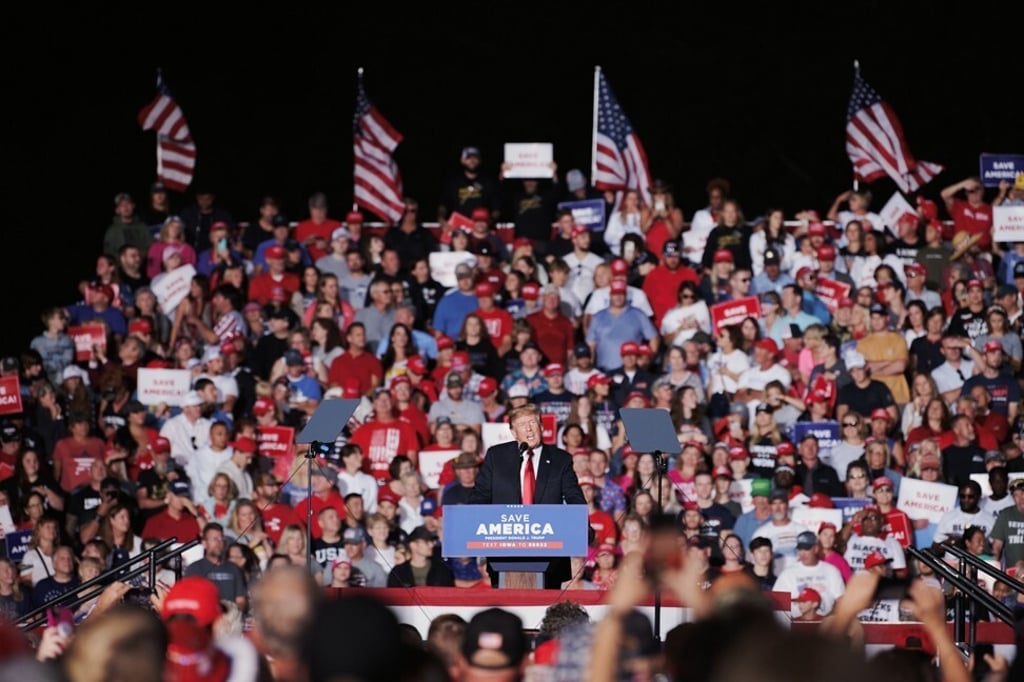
top-left (295, 399), bottom-right (359, 571)
top-left (619, 407), bottom-right (683, 644)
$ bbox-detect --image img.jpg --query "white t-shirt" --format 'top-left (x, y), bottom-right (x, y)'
top-left (660, 303), bottom-right (712, 346)
top-left (738, 363), bottom-right (792, 393)
top-left (707, 349), bottom-right (751, 395)
top-left (932, 508), bottom-right (991, 545)
top-left (843, 533), bottom-right (906, 572)
top-left (773, 559), bottom-right (847, 617)
top-left (584, 285), bottom-right (653, 317)
top-left (751, 519), bottom-right (811, 575)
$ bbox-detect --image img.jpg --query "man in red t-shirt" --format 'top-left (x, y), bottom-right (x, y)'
top-left (941, 177), bottom-right (994, 251)
top-left (526, 285), bottom-right (575, 368)
top-left (472, 282), bottom-right (513, 357)
top-left (141, 479), bottom-right (203, 543)
top-left (252, 472), bottom-right (303, 546)
top-left (248, 244), bottom-right (301, 306)
top-left (298, 466), bottom-right (346, 540)
top-left (349, 390), bottom-right (419, 483)
top-left (293, 192), bottom-right (342, 263)
top-left (327, 322), bottom-right (383, 396)
top-left (642, 241), bottom-right (700, 328)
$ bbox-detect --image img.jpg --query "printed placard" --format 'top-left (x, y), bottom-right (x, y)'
top-left (419, 449), bottom-right (459, 490)
top-left (448, 212), bottom-right (475, 231)
top-left (993, 206), bottom-right (1024, 243)
top-left (557, 199), bottom-right (606, 232)
top-left (710, 296), bottom-right (761, 334)
top-left (791, 506), bottom-right (843, 534)
top-left (136, 368), bottom-right (192, 406)
top-left (885, 511), bottom-right (913, 548)
top-left (429, 251), bottom-right (477, 288)
top-left (258, 425), bottom-right (296, 483)
top-left (482, 421), bottom-right (515, 452)
top-left (0, 376), bottom-right (23, 416)
top-left (5, 529), bottom-right (32, 563)
top-left (879, 191), bottom-right (917, 235)
top-left (970, 471), bottom-right (1024, 497)
top-left (791, 422), bottom-right (840, 451)
top-left (151, 263), bottom-right (196, 313)
top-left (831, 497), bottom-right (873, 525)
top-left (815, 278), bottom-right (852, 313)
top-left (980, 153), bottom-right (1024, 187)
top-left (69, 323), bottom-right (107, 362)
top-left (541, 414), bottom-right (557, 445)
top-left (897, 477), bottom-right (958, 524)
top-left (442, 504), bottom-right (589, 557)
top-left (503, 143), bottom-right (554, 179)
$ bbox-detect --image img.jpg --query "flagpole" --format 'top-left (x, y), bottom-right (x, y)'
top-left (591, 66), bottom-right (600, 187)
top-left (851, 59), bottom-right (860, 192)
top-left (354, 66), bottom-right (364, 213)
top-left (154, 68), bottom-right (163, 183)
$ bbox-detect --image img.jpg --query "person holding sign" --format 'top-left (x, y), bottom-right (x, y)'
top-left (468, 403), bottom-right (585, 588)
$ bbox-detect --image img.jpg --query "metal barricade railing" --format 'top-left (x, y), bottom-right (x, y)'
top-left (16, 536), bottom-right (200, 632)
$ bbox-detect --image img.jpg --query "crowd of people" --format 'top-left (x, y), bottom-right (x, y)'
top-left (1, 148), bottom-right (1024, 679)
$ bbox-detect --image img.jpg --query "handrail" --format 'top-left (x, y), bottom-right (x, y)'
top-left (16, 537), bottom-right (200, 631)
top-left (906, 547), bottom-right (1015, 642)
top-left (937, 543), bottom-right (1024, 594)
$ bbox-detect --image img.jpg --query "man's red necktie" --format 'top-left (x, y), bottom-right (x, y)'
top-left (522, 451), bottom-right (536, 504)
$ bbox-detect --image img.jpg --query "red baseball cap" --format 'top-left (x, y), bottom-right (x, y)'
top-left (610, 258), bottom-right (629, 275)
top-left (713, 465), bottom-right (733, 479)
top-left (522, 283), bottom-right (540, 300)
top-left (477, 376), bottom-right (498, 397)
top-left (586, 373), bottom-right (611, 388)
top-left (220, 339), bottom-right (238, 356)
top-left (755, 338), bottom-right (778, 356)
top-left (984, 340), bottom-right (1004, 353)
top-left (807, 492), bottom-right (835, 509)
top-left (967, 279), bottom-right (984, 290)
top-left (776, 441), bottom-right (796, 456)
top-left (390, 374), bottom-right (411, 390)
top-left (148, 436), bottom-right (171, 454)
top-left (451, 350), bottom-right (470, 371)
top-left (407, 356), bottom-right (428, 375)
top-left (620, 341), bottom-right (639, 355)
top-left (542, 363), bottom-right (564, 376)
top-left (625, 391), bottom-right (649, 406)
top-left (436, 336), bottom-right (454, 351)
top-left (345, 211), bottom-right (364, 224)
top-left (728, 446), bottom-right (748, 460)
top-left (713, 248), bottom-right (733, 263)
top-left (376, 486), bottom-right (401, 506)
top-left (807, 222), bottom-right (827, 237)
top-left (162, 577), bottom-right (221, 627)
top-left (513, 237), bottom-right (532, 249)
top-left (471, 207), bottom-right (490, 222)
top-left (872, 476), bottom-right (895, 491)
top-left (796, 266), bottom-right (816, 281)
top-left (870, 408), bottom-right (891, 422)
top-left (610, 279), bottom-right (627, 294)
top-left (796, 587), bottom-right (822, 603)
top-left (231, 436), bottom-right (258, 454)
top-left (864, 550), bottom-right (893, 570)
top-left (474, 282), bottom-right (494, 297)
top-left (816, 245), bottom-right (836, 261)
top-left (266, 244), bottom-right (286, 259)
top-left (253, 397), bottom-right (276, 416)
top-left (571, 224), bottom-right (588, 238)
top-left (128, 319), bottom-right (152, 335)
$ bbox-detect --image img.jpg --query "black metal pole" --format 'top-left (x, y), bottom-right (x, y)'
top-left (306, 442), bottom-right (319, 571)
top-left (653, 449), bottom-right (664, 644)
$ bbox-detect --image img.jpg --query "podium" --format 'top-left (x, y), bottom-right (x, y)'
top-left (442, 504), bottom-right (589, 589)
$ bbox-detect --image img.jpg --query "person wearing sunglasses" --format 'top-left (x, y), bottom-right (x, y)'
top-left (940, 175), bottom-right (994, 252)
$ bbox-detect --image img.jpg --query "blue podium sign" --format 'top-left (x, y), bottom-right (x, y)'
top-left (442, 504), bottom-right (589, 558)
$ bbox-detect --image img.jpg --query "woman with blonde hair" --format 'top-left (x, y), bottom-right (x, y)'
top-left (901, 373), bottom-right (940, 439)
top-left (0, 556), bottom-right (32, 620)
top-left (603, 189), bottom-right (647, 257)
top-left (225, 498), bottom-right (275, 563)
top-left (23, 514), bottom-right (61, 586)
top-left (278, 523), bottom-right (324, 581)
top-left (198, 472), bottom-right (239, 527)
top-left (864, 439), bottom-right (903, 496)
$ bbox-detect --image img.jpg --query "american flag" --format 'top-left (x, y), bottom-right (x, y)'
top-left (137, 70), bottom-right (196, 192)
top-left (845, 66), bottom-right (943, 194)
top-left (352, 71), bottom-right (404, 223)
top-left (592, 68), bottom-right (653, 207)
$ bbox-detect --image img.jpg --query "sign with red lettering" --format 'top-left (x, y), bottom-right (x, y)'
top-left (419, 449), bottom-right (459, 490)
top-left (792, 506), bottom-right (843, 535)
top-left (709, 296), bottom-right (761, 334)
top-left (541, 414), bottom-right (557, 444)
top-left (884, 511), bottom-right (912, 548)
top-left (993, 206), bottom-right (1024, 243)
top-left (896, 478), bottom-right (957, 524)
top-left (136, 368), bottom-right (192, 406)
top-left (258, 425), bottom-right (296, 482)
top-left (448, 212), bottom-right (475, 232)
top-left (815, 278), bottom-right (852, 313)
top-left (0, 372), bottom-right (22, 413)
top-left (151, 263), bottom-right (196, 312)
top-left (0, 376), bottom-right (23, 416)
top-left (68, 323), bottom-right (107, 362)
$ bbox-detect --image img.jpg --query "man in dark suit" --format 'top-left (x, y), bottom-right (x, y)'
top-left (469, 403), bottom-right (587, 588)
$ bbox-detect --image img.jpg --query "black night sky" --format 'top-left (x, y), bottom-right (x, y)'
top-left (4, 3), bottom-right (1018, 357)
